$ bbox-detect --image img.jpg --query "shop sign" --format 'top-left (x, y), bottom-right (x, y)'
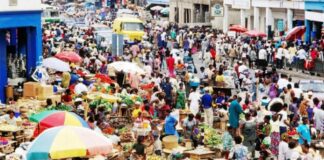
top-left (212, 4), bottom-right (223, 17)
top-left (9, 0), bottom-right (17, 6)
top-left (232, 0), bottom-right (250, 10)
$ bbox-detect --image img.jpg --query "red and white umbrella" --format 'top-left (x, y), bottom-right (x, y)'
top-left (55, 51), bottom-right (82, 63)
top-left (229, 25), bottom-right (248, 33)
top-left (243, 30), bottom-right (267, 37)
top-left (285, 26), bottom-right (306, 41)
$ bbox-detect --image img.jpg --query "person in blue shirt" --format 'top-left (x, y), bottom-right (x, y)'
top-left (201, 89), bottom-right (213, 127)
top-left (229, 97), bottom-right (243, 136)
top-left (164, 110), bottom-right (178, 136)
top-left (160, 77), bottom-right (173, 106)
top-left (297, 117), bottom-right (311, 145)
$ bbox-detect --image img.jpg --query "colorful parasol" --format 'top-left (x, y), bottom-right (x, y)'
top-left (243, 30), bottom-right (267, 37)
top-left (229, 25), bottom-right (248, 33)
top-left (285, 26), bottom-right (306, 41)
top-left (30, 111), bottom-right (89, 137)
top-left (55, 51), bottom-right (82, 63)
top-left (26, 126), bottom-right (113, 160)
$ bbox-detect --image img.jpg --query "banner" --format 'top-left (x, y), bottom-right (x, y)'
top-left (211, 4), bottom-right (223, 17)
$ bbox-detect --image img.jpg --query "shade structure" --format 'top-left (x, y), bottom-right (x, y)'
top-left (26, 126), bottom-right (113, 160)
top-left (42, 57), bottom-right (71, 72)
top-left (108, 61), bottom-right (145, 74)
top-left (285, 26), bottom-right (306, 41)
top-left (30, 111), bottom-right (89, 137)
top-left (151, 6), bottom-right (164, 11)
top-left (243, 30), bottom-right (267, 37)
top-left (160, 7), bottom-right (169, 15)
top-left (55, 51), bottom-right (82, 63)
top-left (229, 25), bottom-right (247, 33)
top-left (269, 98), bottom-right (284, 112)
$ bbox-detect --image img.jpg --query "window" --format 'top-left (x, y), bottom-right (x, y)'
top-left (122, 22), bottom-right (144, 31)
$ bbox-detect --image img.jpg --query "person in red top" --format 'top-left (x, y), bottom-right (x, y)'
top-left (61, 89), bottom-right (72, 104)
top-left (310, 47), bottom-right (318, 60)
top-left (166, 53), bottom-right (175, 78)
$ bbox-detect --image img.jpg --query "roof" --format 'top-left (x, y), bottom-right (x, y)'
top-left (113, 17), bottom-right (143, 23)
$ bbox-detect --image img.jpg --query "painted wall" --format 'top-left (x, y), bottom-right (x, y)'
top-left (305, 0), bottom-right (324, 11)
top-left (0, 0), bottom-right (42, 12)
top-left (0, 11), bottom-right (42, 101)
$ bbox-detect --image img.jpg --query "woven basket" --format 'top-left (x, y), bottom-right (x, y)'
top-left (162, 136), bottom-right (178, 149)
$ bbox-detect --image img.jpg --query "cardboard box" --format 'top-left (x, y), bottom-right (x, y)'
top-left (23, 82), bottom-right (40, 97)
top-left (37, 95), bottom-right (61, 104)
top-left (37, 85), bottom-right (53, 100)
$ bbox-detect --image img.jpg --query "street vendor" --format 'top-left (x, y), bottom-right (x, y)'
top-left (1, 110), bottom-right (19, 126)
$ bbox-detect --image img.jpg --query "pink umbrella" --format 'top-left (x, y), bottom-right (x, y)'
top-left (229, 25), bottom-right (248, 33)
top-left (285, 26), bottom-right (306, 41)
top-left (55, 51), bottom-right (82, 63)
top-left (243, 30), bottom-right (267, 37)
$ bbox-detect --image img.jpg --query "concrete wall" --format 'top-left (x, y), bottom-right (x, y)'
top-left (0, 0), bottom-right (42, 12)
top-left (212, 10), bottom-right (240, 29)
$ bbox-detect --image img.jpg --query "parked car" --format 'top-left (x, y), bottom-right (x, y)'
top-left (299, 80), bottom-right (324, 100)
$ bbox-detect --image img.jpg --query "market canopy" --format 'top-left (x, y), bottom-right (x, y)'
top-left (108, 61), bottom-right (145, 74)
top-left (243, 30), bottom-right (267, 37)
top-left (150, 6), bottom-right (164, 11)
top-left (55, 51), bottom-right (82, 63)
top-left (26, 126), bottom-right (113, 160)
top-left (42, 57), bottom-right (71, 72)
top-left (285, 26), bottom-right (306, 41)
top-left (229, 25), bottom-right (248, 33)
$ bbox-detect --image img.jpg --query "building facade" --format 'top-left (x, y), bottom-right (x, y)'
top-left (224, 0), bottom-right (305, 37)
top-left (0, 0), bottom-right (43, 101)
top-left (304, 0), bottom-right (324, 43)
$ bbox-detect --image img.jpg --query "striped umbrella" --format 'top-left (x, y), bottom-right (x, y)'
top-left (27, 126), bottom-right (113, 160)
top-left (29, 110), bottom-right (89, 137)
top-left (285, 26), bottom-right (306, 41)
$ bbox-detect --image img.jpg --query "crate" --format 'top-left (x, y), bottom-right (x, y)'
top-left (23, 82), bottom-right (40, 98)
top-left (37, 85), bottom-right (53, 100)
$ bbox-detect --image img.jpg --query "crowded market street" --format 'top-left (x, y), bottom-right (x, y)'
top-left (0, 0), bottom-right (323, 160)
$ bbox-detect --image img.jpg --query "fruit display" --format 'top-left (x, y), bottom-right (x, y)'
top-left (199, 124), bottom-right (222, 147)
top-left (147, 155), bottom-right (163, 160)
top-left (89, 99), bottom-right (113, 112)
top-left (0, 125), bottom-right (19, 132)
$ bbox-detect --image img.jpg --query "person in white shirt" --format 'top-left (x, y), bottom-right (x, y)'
top-left (258, 47), bottom-right (267, 68)
top-left (188, 88), bottom-right (201, 116)
top-left (292, 83), bottom-right (303, 99)
top-left (277, 74), bottom-right (289, 91)
top-left (297, 47), bottom-right (307, 72)
top-left (276, 46), bottom-right (284, 69)
top-left (2, 110), bottom-right (18, 126)
top-left (74, 78), bottom-right (88, 95)
top-left (278, 133), bottom-right (289, 160)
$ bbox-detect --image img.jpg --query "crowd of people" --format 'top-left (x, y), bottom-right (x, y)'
top-left (5, 2), bottom-right (323, 160)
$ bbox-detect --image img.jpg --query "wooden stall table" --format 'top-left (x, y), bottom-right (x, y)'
top-left (0, 125), bottom-right (25, 146)
top-left (184, 149), bottom-right (215, 160)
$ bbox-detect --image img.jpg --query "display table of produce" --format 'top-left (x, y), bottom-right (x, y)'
top-left (0, 140), bottom-right (17, 154)
top-left (184, 147), bottom-right (215, 160)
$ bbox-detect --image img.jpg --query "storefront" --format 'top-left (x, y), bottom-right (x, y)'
top-left (304, 0), bottom-right (324, 43)
top-left (0, 0), bottom-right (42, 102)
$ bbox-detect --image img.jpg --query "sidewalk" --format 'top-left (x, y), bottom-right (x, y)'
top-left (277, 68), bottom-right (324, 80)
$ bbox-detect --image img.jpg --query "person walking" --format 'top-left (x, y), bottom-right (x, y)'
top-left (201, 89), bottom-right (213, 127)
top-left (229, 97), bottom-right (243, 136)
